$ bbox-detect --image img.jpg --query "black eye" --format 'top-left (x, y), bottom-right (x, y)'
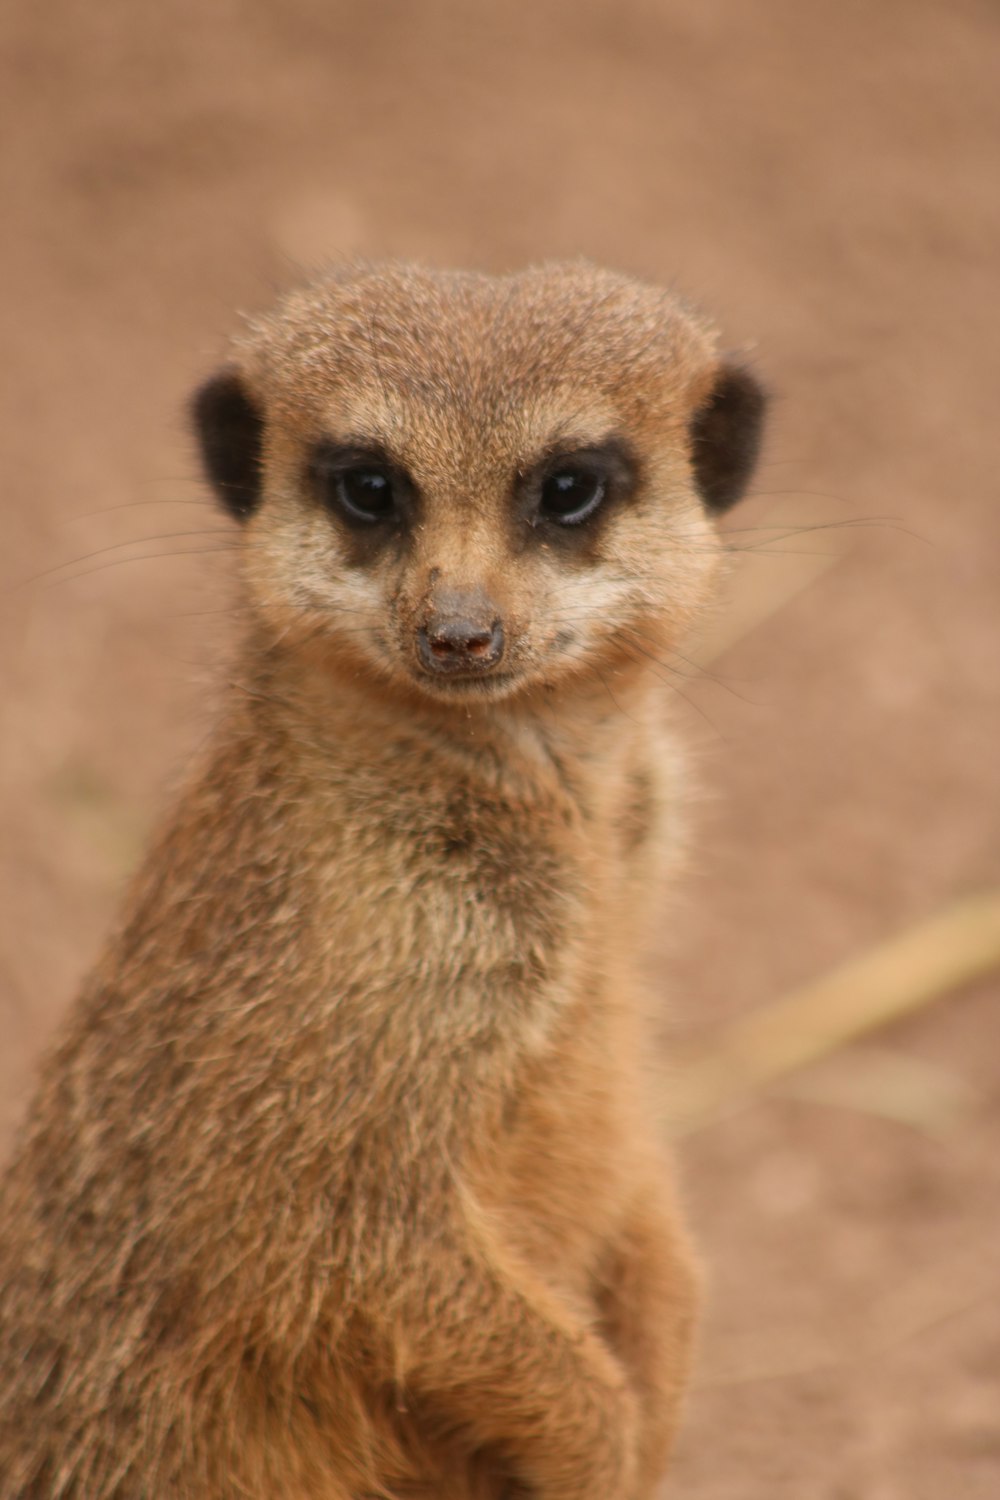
top-left (335, 465), bottom-right (398, 524)
top-left (538, 467), bottom-right (607, 526)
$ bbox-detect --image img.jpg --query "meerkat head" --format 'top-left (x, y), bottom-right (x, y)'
top-left (192, 262), bottom-right (765, 704)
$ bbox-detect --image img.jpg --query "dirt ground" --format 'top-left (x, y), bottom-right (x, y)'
top-left (2, 1), bottom-right (998, 1494)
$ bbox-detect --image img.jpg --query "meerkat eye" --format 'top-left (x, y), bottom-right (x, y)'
top-left (538, 467), bottom-right (607, 526)
top-left (310, 446), bottom-right (411, 528)
top-left (336, 466), bottom-right (397, 523)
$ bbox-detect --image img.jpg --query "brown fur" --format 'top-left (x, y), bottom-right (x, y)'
top-left (0, 262), bottom-right (764, 1498)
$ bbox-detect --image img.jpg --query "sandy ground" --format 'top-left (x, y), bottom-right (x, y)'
top-left (1, 1), bottom-right (999, 1494)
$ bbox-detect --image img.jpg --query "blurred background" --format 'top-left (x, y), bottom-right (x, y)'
top-left (1, 1), bottom-right (998, 1494)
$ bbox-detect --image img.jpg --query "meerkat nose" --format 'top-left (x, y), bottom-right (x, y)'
top-left (417, 596), bottom-right (505, 675)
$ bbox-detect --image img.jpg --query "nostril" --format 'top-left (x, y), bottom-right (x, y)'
top-left (419, 618), bottom-right (505, 674)
top-left (429, 621), bottom-right (496, 654)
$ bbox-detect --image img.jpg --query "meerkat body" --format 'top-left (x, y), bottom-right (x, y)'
top-left (0, 263), bottom-right (764, 1499)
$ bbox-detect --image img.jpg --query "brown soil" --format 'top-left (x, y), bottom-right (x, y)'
top-left (2, 2), bottom-right (998, 1495)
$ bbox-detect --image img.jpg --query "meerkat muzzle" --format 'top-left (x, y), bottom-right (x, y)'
top-left (417, 612), bottom-right (505, 675)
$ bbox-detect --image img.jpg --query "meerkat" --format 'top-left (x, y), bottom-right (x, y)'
top-left (0, 261), bottom-right (765, 1500)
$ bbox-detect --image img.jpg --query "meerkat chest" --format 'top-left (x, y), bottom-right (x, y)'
top-left (299, 748), bottom-right (590, 1038)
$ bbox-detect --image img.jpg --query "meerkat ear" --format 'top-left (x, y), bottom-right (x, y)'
top-left (190, 368), bottom-right (265, 522)
top-left (689, 362), bottom-right (767, 513)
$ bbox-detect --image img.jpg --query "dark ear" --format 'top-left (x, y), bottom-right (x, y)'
top-left (190, 368), bottom-right (265, 522)
top-left (690, 362), bottom-right (767, 514)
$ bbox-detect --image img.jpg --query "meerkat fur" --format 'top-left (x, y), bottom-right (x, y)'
top-left (0, 261), bottom-right (765, 1499)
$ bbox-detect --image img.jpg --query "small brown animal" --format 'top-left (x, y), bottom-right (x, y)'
top-left (0, 262), bottom-right (765, 1499)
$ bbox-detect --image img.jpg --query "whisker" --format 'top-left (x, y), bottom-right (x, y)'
top-left (24, 531), bottom-right (238, 589)
top-left (614, 640), bottom-right (727, 741)
top-left (70, 499), bottom-right (226, 519)
top-left (588, 665), bottom-right (639, 724)
top-left (35, 545), bottom-right (241, 591)
top-left (622, 628), bottom-right (760, 708)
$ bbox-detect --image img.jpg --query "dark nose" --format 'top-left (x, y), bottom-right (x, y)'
top-left (417, 613), bottom-right (505, 675)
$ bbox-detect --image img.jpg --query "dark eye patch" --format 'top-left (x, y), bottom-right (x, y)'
top-left (519, 437), bottom-right (640, 540)
top-left (307, 441), bottom-right (418, 529)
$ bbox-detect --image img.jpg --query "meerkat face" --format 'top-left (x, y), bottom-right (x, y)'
top-left (192, 263), bottom-right (765, 704)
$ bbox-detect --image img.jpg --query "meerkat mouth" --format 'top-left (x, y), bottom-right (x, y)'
top-left (410, 665), bottom-right (520, 699)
